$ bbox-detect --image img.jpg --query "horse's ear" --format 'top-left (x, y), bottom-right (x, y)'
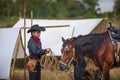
top-left (70, 38), bottom-right (74, 44)
top-left (62, 37), bottom-right (65, 42)
top-left (70, 38), bottom-right (74, 41)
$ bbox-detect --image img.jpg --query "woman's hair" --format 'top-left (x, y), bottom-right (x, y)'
top-left (31, 30), bottom-right (40, 36)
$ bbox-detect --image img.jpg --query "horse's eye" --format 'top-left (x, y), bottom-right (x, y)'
top-left (64, 50), bottom-right (70, 53)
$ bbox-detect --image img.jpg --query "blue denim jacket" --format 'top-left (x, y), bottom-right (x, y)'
top-left (28, 37), bottom-right (46, 59)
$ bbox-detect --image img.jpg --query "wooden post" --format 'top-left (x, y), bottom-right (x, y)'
top-left (24, 0), bottom-right (27, 80)
top-left (20, 25), bottom-right (70, 29)
top-left (71, 27), bottom-right (75, 37)
top-left (31, 11), bottom-right (33, 26)
top-left (10, 31), bottom-right (21, 79)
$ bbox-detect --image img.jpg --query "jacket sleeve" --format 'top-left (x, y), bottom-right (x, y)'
top-left (28, 40), bottom-right (46, 56)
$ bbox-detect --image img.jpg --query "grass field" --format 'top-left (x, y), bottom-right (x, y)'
top-left (12, 69), bottom-right (74, 80)
top-left (11, 59), bottom-right (120, 80)
top-left (11, 67), bottom-right (120, 80)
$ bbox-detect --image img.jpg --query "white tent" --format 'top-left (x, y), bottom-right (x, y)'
top-left (0, 28), bottom-right (20, 79)
top-left (13, 18), bottom-right (103, 56)
top-left (0, 18), bottom-right (104, 79)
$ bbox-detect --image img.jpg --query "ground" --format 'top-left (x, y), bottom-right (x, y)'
top-left (11, 59), bottom-right (120, 80)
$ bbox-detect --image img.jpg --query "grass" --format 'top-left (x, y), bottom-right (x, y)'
top-left (12, 69), bottom-right (73, 80)
top-left (11, 68), bottom-right (120, 80)
top-left (11, 59), bottom-right (120, 80)
top-left (110, 68), bottom-right (120, 80)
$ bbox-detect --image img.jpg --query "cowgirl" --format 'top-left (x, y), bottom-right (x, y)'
top-left (27, 24), bottom-right (51, 80)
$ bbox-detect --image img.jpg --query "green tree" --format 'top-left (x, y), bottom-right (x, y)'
top-left (83, 0), bottom-right (99, 18)
top-left (0, 0), bottom-right (100, 19)
top-left (0, 0), bottom-right (7, 17)
top-left (114, 0), bottom-right (120, 19)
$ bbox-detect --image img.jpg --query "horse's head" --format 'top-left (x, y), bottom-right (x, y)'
top-left (59, 37), bottom-right (75, 71)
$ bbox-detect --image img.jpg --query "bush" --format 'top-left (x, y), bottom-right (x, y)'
top-left (0, 16), bottom-right (18, 28)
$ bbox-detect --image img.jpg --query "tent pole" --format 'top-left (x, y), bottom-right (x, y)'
top-left (31, 11), bottom-right (33, 26)
top-left (20, 25), bottom-right (70, 29)
top-left (10, 32), bottom-right (21, 79)
top-left (24, 0), bottom-right (27, 80)
top-left (71, 27), bottom-right (75, 37)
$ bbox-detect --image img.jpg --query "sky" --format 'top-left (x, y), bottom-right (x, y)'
top-left (98, 0), bottom-right (115, 13)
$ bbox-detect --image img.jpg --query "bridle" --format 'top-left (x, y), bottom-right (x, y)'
top-left (59, 47), bottom-right (75, 69)
top-left (60, 27), bottom-right (76, 70)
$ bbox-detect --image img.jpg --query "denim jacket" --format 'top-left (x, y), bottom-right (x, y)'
top-left (28, 37), bottom-right (46, 59)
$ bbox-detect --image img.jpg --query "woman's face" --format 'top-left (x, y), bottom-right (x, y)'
top-left (32, 31), bottom-right (41, 38)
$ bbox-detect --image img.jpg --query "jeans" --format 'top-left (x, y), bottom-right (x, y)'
top-left (29, 62), bottom-right (41, 80)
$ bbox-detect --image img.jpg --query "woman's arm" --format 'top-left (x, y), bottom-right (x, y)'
top-left (28, 40), bottom-right (46, 56)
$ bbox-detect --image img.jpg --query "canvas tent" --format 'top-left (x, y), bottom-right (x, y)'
top-left (13, 18), bottom-right (107, 56)
top-left (0, 18), bottom-right (107, 79)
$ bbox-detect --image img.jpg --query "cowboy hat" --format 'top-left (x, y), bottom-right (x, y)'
top-left (27, 24), bottom-right (46, 33)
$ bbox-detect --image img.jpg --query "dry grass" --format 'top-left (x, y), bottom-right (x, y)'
top-left (41, 70), bottom-right (73, 80)
top-left (11, 59), bottom-right (120, 80)
top-left (12, 69), bottom-right (74, 80)
top-left (11, 58), bottom-right (120, 80)
top-left (110, 68), bottom-right (120, 80)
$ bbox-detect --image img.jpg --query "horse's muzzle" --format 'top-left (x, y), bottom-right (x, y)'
top-left (59, 63), bottom-right (67, 71)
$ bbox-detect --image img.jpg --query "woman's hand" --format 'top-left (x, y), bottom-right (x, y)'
top-left (46, 48), bottom-right (51, 54)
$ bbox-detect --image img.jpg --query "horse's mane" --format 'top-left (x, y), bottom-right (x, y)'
top-left (74, 31), bottom-right (109, 56)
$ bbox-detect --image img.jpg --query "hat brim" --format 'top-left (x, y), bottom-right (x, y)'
top-left (27, 27), bottom-right (46, 33)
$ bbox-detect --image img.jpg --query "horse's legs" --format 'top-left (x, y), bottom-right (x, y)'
top-left (102, 62), bottom-right (110, 80)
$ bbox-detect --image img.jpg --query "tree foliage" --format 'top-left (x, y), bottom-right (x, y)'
top-left (114, 0), bottom-right (120, 19)
top-left (0, 0), bottom-right (100, 19)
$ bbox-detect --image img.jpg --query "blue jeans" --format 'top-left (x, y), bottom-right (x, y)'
top-left (29, 62), bottom-right (41, 80)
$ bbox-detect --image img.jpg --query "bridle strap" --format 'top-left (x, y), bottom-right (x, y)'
top-left (59, 61), bottom-right (67, 66)
top-left (67, 48), bottom-right (75, 66)
top-left (60, 48), bottom-right (75, 68)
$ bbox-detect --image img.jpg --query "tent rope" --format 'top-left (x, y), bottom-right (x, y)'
top-left (40, 51), bottom-right (66, 79)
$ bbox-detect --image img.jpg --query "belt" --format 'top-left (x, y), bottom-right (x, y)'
top-left (29, 56), bottom-right (40, 60)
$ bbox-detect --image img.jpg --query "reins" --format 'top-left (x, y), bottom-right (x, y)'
top-left (40, 50), bottom-right (59, 70)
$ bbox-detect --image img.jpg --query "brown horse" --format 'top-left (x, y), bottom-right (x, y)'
top-left (59, 31), bottom-right (118, 80)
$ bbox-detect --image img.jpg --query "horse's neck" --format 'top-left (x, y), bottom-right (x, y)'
top-left (74, 50), bottom-right (85, 64)
top-left (74, 32), bottom-right (109, 57)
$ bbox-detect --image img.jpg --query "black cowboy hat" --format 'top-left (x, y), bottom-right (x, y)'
top-left (27, 24), bottom-right (46, 33)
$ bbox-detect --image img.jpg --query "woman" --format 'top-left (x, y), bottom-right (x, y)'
top-left (27, 24), bottom-right (51, 80)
